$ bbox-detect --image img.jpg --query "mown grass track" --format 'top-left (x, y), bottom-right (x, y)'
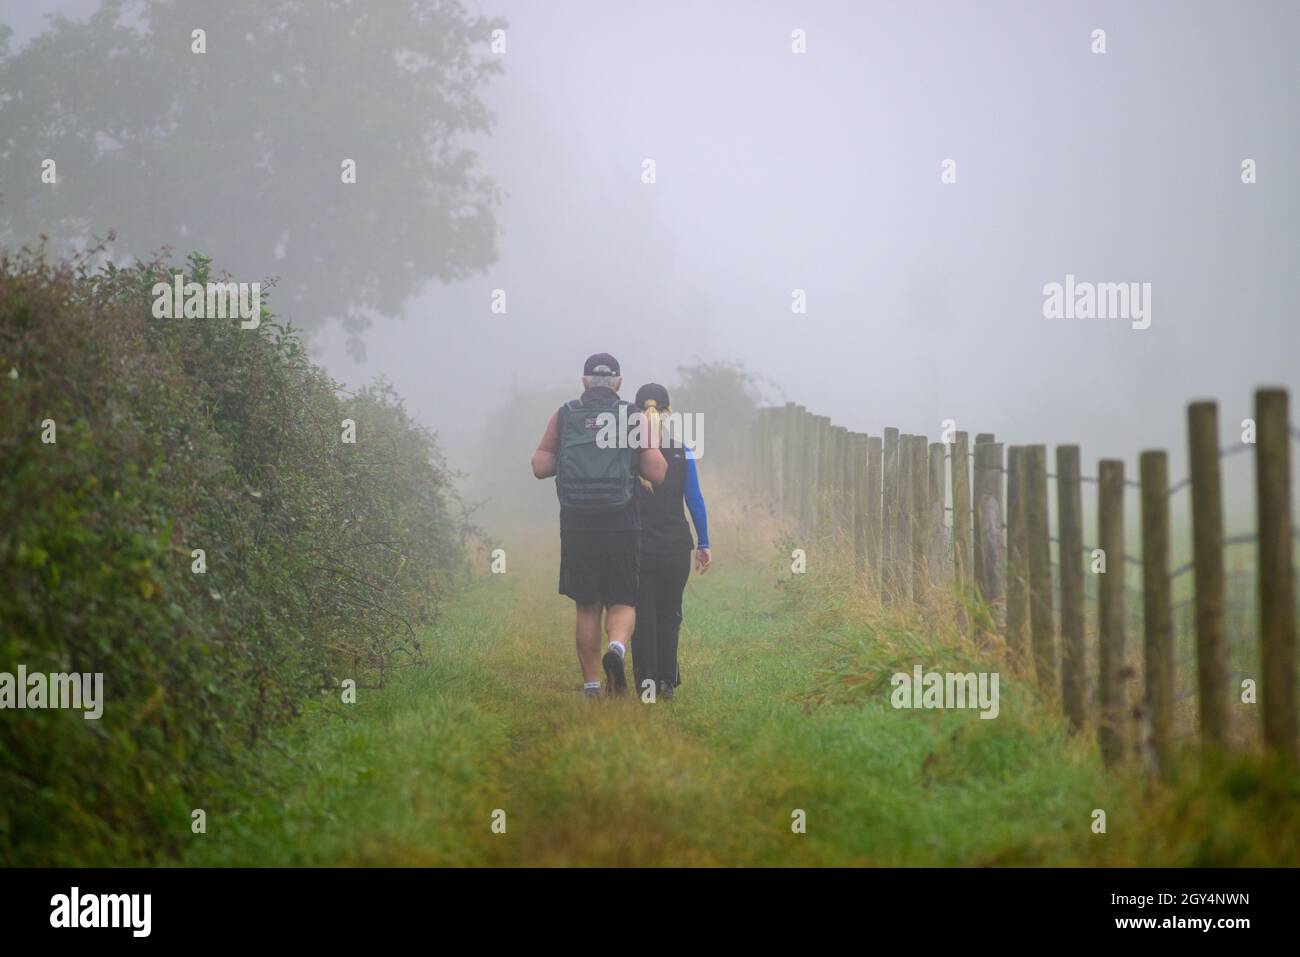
top-left (181, 522), bottom-right (1300, 867)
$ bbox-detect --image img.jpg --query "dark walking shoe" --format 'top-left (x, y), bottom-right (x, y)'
top-left (603, 649), bottom-right (627, 695)
top-left (657, 680), bottom-right (674, 701)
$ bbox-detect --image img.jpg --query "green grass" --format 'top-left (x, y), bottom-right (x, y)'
top-left (178, 528), bottom-right (1300, 867)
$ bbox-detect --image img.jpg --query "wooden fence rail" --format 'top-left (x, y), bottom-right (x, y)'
top-left (732, 388), bottom-right (1298, 768)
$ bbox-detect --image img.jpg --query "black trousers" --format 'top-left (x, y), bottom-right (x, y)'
top-left (631, 549), bottom-right (692, 693)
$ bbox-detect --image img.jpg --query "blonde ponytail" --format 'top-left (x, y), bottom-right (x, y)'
top-left (638, 399), bottom-right (669, 492)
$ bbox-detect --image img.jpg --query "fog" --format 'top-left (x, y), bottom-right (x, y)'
top-left (4, 0), bottom-right (1297, 530)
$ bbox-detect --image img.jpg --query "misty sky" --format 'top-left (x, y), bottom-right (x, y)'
top-left (4, 0), bottom-right (1298, 493)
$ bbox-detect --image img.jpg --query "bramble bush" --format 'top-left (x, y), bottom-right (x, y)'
top-left (0, 246), bottom-right (470, 864)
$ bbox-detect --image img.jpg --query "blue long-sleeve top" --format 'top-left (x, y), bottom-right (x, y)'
top-left (684, 449), bottom-right (709, 549)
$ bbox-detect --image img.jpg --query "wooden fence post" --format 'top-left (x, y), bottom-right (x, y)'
top-left (1005, 447), bottom-right (1029, 657)
top-left (1188, 401), bottom-right (1229, 754)
top-left (866, 435), bottom-right (883, 590)
top-left (1098, 459), bottom-right (1127, 768)
top-left (808, 413), bottom-right (821, 524)
top-left (828, 419), bottom-right (841, 531)
top-left (771, 407), bottom-right (783, 504)
top-left (882, 428), bottom-right (900, 598)
top-left (827, 425), bottom-right (842, 534)
top-left (1255, 388), bottom-right (1297, 762)
top-left (814, 415), bottom-right (831, 532)
top-left (952, 432), bottom-right (972, 602)
top-left (780, 403), bottom-right (798, 517)
top-left (1140, 450), bottom-right (1174, 776)
top-left (973, 433), bottom-right (996, 600)
top-left (800, 409), bottom-right (816, 530)
top-left (757, 408), bottom-right (772, 499)
top-left (847, 431), bottom-right (860, 533)
top-left (787, 404), bottom-right (805, 524)
top-left (897, 434), bottom-right (914, 600)
top-left (1025, 445), bottom-right (1055, 693)
top-left (911, 435), bottom-right (930, 603)
top-left (828, 425), bottom-right (840, 529)
top-left (852, 433), bottom-right (868, 569)
top-left (928, 442), bottom-right (947, 584)
top-left (1056, 445), bottom-right (1086, 734)
top-left (739, 416), bottom-right (753, 484)
top-left (835, 426), bottom-right (852, 533)
top-left (973, 441), bottom-right (1004, 615)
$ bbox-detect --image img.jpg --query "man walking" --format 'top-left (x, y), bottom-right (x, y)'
top-left (531, 353), bottom-right (667, 696)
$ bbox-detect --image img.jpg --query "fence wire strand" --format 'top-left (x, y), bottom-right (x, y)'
top-left (760, 408), bottom-right (1300, 762)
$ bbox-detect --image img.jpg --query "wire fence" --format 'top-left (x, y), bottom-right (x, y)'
top-left (739, 390), bottom-right (1299, 774)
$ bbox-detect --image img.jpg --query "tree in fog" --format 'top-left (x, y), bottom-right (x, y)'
top-left (0, 0), bottom-right (503, 356)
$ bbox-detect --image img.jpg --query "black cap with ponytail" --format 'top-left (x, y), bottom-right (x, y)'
top-left (635, 382), bottom-right (670, 410)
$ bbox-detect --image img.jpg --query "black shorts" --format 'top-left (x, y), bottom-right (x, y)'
top-left (559, 529), bottom-right (640, 607)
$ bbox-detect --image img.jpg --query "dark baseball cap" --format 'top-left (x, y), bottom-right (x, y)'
top-left (635, 382), bottom-right (670, 408)
top-left (583, 352), bottom-right (621, 376)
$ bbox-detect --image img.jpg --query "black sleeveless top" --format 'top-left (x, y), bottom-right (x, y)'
top-left (639, 444), bottom-right (694, 554)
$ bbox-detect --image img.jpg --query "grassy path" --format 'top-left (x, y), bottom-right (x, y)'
top-left (180, 533), bottom-right (1296, 866)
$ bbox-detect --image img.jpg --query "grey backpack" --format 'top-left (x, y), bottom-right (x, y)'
top-left (555, 398), bottom-right (637, 511)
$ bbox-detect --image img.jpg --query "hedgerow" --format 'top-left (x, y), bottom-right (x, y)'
top-left (0, 247), bottom-right (469, 865)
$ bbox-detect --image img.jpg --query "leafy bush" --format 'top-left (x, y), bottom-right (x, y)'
top-left (669, 359), bottom-right (764, 471)
top-left (0, 247), bottom-right (469, 864)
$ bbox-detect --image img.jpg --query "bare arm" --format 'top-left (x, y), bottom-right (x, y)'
top-left (638, 446), bottom-right (667, 485)
top-left (531, 449), bottom-right (556, 479)
top-left (531, 412), bottom-right (559, 479)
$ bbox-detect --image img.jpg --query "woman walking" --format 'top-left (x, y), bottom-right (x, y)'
top-left (631, 383), bottom-right (711, 701)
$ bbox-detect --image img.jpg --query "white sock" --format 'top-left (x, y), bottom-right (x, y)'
top-left (608, 641), bottom-right (625, 659)
top-left (584, 681), bottom-right (601, 692)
